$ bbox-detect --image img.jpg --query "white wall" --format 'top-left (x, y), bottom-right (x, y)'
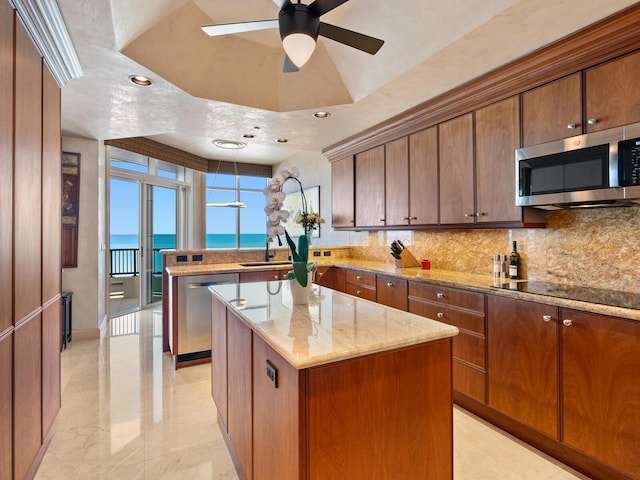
top-left (273, 151), bottom-right (350, 247)
top-left (61, 136), bottom-right (106, 339)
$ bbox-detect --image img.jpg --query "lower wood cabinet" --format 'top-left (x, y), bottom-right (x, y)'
top-left (227, 310), bottom-right (253, 480)
top-left (560, 308), bottom-right (640, 477)
top-left (239, 269), bottom-right (288, 282)
top-left (344, 270), bottom-right (376, 302)
top-left (487, 296), bottom-right (559, 438)
top-left (408, 282), bottom-right (486, 402)
top-left (314, 266), bottom-right (345, 292)
top-left (211, 296), bottom-right (228, 428)
top-left (0, 333), bottom-right (12, 480)
top-left (376, 275), bottom-right (407, 310)
top-left (13, 314), bottom-right (42, 480)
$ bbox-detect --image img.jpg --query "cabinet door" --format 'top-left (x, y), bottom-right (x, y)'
top-left (384, 137), bottom-right (409, 226)
top-left (211, 298), bottom-right (228, 428)
top-left (0, 0), bottom-right (12, 335)
top-left (14, 15), bottom-right (42, 322)
top-left (42, 300), bottom-right (61, 437)
top-left (409, 126), bottom-right (438, 225)
top-left (0, 334), bottom-right (12, 480)
top-left (487, 296), bottom-right (559, 438)
top-left (315, 267), bottom-right (345, 292)
top-left (227, 310), bottom-right (253, 479)
top-left (331, 156), bottom-right (355, 227)
top-left (439, 113), bottom-right (474, 224)
top-left (522, 73), bottom-right (582, 146)
top-left (14, 314), bottom-right (42, 480)
top-left (355, 145), bottom-right (385, 227)
top-left (585, 50), bottom-right (640, 132)
top-left (376, 275), bottom-right (407, 311)
top-left (475, 96), bottom-right (522, 223)
top-left (252, 335), bottom-right (302, 480)
top-left (561, 309), bottom-right (640, 476)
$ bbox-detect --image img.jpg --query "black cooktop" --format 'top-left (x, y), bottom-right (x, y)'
top-left (492, 281), bottom-right (640, 310)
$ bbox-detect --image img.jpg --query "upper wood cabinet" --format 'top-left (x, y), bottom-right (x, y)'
top-left (439, 113), bottom-right (475, 224)
top-left (384, 137), bottom-right (409, 227)
top-left (560, 308), bottom-right (640, 477)
top-left (475, 96), bottom-right (522, 223)
top-left (330, 155), bottom-right (355, 228)
top-left (585, 50), bottom-right (640, 132)
top-left (355, 145), bottom-right (385, 227)
top-left (522, 73), bottom-right (582, 147)
top-left (409, 127), bottom-right (439, 225)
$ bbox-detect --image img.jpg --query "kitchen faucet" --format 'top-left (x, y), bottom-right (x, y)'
top-left (264, 240), bottom-right (275, 262)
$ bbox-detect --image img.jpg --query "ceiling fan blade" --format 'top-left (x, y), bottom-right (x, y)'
top-left (272, 0), bottom-right (293, 9)
top-left (318, 22), bottom-right (384, 55)
top-left (201, 19), bottom-right (278, 36)
top-left (308, 0), bottom-right (349, 17)
top-left (283, 55), bottom-right (300, 73)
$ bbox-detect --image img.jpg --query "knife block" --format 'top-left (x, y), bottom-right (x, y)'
top-left (394, 248), bottom-right (421, 268)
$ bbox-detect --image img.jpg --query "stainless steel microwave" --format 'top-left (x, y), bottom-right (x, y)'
top-left (515, 122), bottom-right (640, 209)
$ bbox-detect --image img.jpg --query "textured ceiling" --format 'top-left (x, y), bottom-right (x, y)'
top-left (57, 0), bottom-right (638, 165)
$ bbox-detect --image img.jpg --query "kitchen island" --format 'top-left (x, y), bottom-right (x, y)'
top-left (209, 280), bottom-right (459, 480)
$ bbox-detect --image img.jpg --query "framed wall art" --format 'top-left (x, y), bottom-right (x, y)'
top-left (282, 185), bottom-right (321, 238)
top-left (61, 151), bottom-right (81, 268)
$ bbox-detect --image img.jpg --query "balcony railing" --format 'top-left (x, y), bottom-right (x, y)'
top-left (109, 248), bottom-right (163, 277)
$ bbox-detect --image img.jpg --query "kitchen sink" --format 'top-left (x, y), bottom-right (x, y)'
top-left (239, 261), bottom-right (291, 267)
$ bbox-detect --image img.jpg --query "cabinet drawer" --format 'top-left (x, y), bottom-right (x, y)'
top-left (453, 360), bottom-right (485, 403)
top-left (345, 270), bottom-right (376, 288)
top-left (453, 332), bottom-right (485, 368)
top-left (344, 283), bottom-right (377, 302)
top-left (409, 299), bottom-right (485, 335)
top-left (409, 282), bottom-right (484, 313)
top-left (240, 270), bottom-right (288, 282)
top-left (376, 275), bottom-right (408, 311)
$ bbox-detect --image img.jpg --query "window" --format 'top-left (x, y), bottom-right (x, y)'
top-left (206, 173), bottom-right (268, 248)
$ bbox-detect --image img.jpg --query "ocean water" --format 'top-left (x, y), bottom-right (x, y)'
top-left (110, 233), bottom-right (266, 249)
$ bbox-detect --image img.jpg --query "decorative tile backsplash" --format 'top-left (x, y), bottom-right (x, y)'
top-left (349, 206), bottom-right (640, 294)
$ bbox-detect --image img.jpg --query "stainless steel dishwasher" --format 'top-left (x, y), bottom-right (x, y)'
top-left (176, 273), bottom-right (239, 363)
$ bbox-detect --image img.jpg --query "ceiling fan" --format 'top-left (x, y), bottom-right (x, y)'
top-left (201, 0), bottom-right (384, 72)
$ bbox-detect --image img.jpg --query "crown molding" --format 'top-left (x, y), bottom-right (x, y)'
top-left (9, 0), bottom-right (82, 86)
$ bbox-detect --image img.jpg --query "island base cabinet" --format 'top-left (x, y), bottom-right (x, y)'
top-left (252, 335), bottom-right (303, 480)
top-left (561, 309), bottom-right (640, 478)
top-left (306, 340), bottom-right (453, 480)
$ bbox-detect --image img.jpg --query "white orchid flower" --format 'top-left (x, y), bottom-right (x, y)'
top-left (268, 174), bottom-right (285, 190)
top-left (266, 191), bottom-right (285, 209)
top-left (267, 224), bottom-right (285, 238)
top-left (269, 209), bottom-right (289, 223)
top-left (289, 166), bottom-right (300, 178)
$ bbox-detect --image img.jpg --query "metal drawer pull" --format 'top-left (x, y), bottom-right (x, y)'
top-left (273, 274), bottom-right (279, 279)
top-left (542, 315), bottom-right (552, 323)
top-left (437, 312), bottom-right (444, 318)
top-left (356, 290), bottom-right (362, 295)
top-left (356, 275), bottom-right (362, 280)
top-left (567, 123), bottom-right (576, 129)
top-left (386, 282), bottom-right (394, 287)
top-left (436, 293), bottom-right (445, 299)
top-left (587, 118), bottom-right (597, 125)
top-left (563, 319), bottom-right (573, 327)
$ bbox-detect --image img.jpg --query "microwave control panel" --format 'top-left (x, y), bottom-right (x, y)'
top-left (619, 137), bottom-right (640, 186)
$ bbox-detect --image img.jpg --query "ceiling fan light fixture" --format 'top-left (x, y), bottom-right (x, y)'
top-left (283, 33), bottom-right (316, 68)
top-left (279, 4), bottom-right (319, 68)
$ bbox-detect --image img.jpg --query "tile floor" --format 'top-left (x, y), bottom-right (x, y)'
top-left (35, 307), bottom-right (591, 480)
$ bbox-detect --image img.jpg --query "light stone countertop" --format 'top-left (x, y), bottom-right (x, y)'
top-left (167, 259), bottom-right (640, 322)
top-left (209, 281), bottom-right (459, 370)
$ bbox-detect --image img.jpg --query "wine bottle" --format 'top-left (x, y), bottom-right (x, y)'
top-left (509, 241), bottom-right (520, 279)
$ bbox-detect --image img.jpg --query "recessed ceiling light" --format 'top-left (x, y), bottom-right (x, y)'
top-left (314, 111), bottom-right (330, 118)
top-left (276, 138), bottom-right (288, 143)
top-left (212, 139), bottom-right (246, 149)
top-left (242, 133), bottom-right (255, 139)
top-left (129, 75), bottom-right (152, 87)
